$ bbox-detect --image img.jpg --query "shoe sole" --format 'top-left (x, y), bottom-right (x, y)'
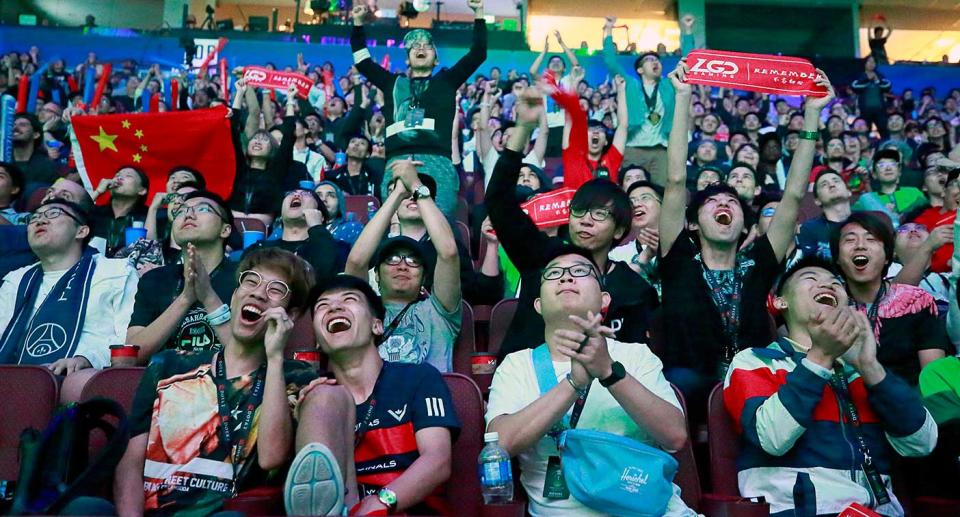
top-left (284, 443), bottom-right (345, 516)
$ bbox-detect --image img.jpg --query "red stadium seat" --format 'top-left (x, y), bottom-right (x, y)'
top-left (456, 221), bottom-right (472, 255)
top-left (797, 194), bottom-right (822, 224)
top-left (442, 372), bottom-right (525, 517)
top-left (707, 382), bottom-right (739, 496)
top-left (343, 195), bottom-right (379, 224)
top-left (456, 196), bottom-right (470, 227)
top-left (454, 302), bottom-right (477, 376)
top-left (24, 187), bottom-right (48, 213)
top-left (488, 298), bottom-right (519, 357)
top-left (286, 311), bottom-right (318, 358)
top-left (671, 384), bottom-right (702, 511)
top-left (0, 365), bottom-right (59, 481)
top-left (80, 367), bottom-right (146, 413)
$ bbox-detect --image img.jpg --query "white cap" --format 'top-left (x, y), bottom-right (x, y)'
top-left (483, 432), bottom-right (499, 442)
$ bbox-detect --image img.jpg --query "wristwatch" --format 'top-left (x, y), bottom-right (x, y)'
top-left (412, 183), bottom-right (432, 201)
top-left (599, 361), bottom-right (626, 388)
top-left (377, 487), bottom-right (398, 511)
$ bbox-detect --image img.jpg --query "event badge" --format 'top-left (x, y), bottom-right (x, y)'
top-left (863, 457), bottom-right (891, 505)
top-left (648, 112), bottom-right (662, 125)
top-left (543, 456), bottom-right (570, 499)
top-left (595, 168), bottom-right (609, 179)
top-left (405, 108), bottom-right (426, 128)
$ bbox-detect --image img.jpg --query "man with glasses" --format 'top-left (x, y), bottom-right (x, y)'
top-left (609, 181), bottom-right (664, 292)
top-left (487, 85), bottom-right (657, 361)
top-left (349, 0), bottom-right (487, 218)
top-left (0, 199), bottom-right (138, 374)
top-left (853, 149), bottom-right (926, 227)
top-left (104, 248), bottom-right (318, 517)
top-left (90, 165), bottom-right (150, 256)
top-left (345, 159), bottom-right (461, 372)
top-left (126, 191), bottom-right (238, 364)
top-left (486, 245), bottom-right (694, 516)
top-left (247, 188), bottom-right (343, 286)
top-left (910, 168), bottom-right (960, 273)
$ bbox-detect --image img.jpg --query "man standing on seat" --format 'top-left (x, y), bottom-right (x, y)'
top-left (724, 257), bottom-right (937, 516)
top-left (344, 162), bottom-right (461, 373)
top-left (285, 275), bottom-right (459, 516)
top-left (112, 248), bottom-right (318, 516)
top-left (658, 60), bottom-right (834, 418)
top-left (485, 245), bottom-right (695, 516)
top-left (0, 199), bottom-right (138, 374)
top-left (349, 0), bottom-right (487, 218)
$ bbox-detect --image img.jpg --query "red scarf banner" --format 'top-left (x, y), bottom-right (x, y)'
top-left (242, 66), bottom-right (312, 99)
top-left (521, 188), bottom-right (576, 229)
top-left (684, 49), bottom-right (828, 97)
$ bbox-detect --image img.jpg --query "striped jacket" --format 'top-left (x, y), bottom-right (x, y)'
top-left (723, 338), bottom-right (938, 517)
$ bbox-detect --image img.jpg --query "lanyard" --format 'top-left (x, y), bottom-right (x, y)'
top-left (532, 344), bottom-right (591, 446)
top-left (380, 293), bottom-right (424, 342)
top-left (409, 78), bottom-right (429, 108)
top-left (641, 80), bottom-right (660, 112)
top-left (213, 353), bottom-right (266, 494)
top-left (854, 281), bottom-right (887, 334)
top-left (354, 365), bottom-right (386, 446)
top-left (830, 370), bottom-right (892, 505)
top-left (698, 258), bottom-right (744, 366)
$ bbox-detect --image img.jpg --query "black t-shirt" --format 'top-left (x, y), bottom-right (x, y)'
top-left (246, 226), bottom-right (344, 287)
top-left (128, 259), bottom-right (238, 352)
top-left (130, 349), bottom-right (318, 516)
top-left (659, 229), bottom-right (783, 376)
top-left (863, 283), bottom-right (954, 385)
top-left (354, 361), bottom-right (460, 514)
top-left (90, 203), bottom-right (149, 256)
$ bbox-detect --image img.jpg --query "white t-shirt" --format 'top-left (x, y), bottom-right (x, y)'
top-left (481, 146), bottom-right (545, 190)
top-left (0, 255), bottom-right (139, 368)
top-left (485, 340), bottom-right (698, 517)
top-left (293, 146), bottom-right (328, 183)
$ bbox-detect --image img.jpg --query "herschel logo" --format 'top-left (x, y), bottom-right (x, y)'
top-left (689, 58), bottom-right (739, 75)
top-left (619, 466), bottom-right (649, 494)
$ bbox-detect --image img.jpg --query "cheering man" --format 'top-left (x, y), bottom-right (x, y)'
top-left (350, 0), bottom-right (487, 218)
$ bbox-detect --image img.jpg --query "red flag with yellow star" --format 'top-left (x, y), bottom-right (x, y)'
top-left (70, 106), bottom-right (236, 203)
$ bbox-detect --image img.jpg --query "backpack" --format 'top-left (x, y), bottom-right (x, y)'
top-left (9, 397), bottom-right (130, 515)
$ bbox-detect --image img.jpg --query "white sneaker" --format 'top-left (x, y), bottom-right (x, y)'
top-left (284, 443), bottom-right (345, 516)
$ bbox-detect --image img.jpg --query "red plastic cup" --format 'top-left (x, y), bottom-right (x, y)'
top-left (110, 344), bottom-right (140, 367)
top-left (471, 352), bottom-right (497, 375)
top-left (294, 350), bottom-right (321, 370)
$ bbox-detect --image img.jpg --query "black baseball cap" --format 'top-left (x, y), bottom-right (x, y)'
top-left (373, 236), bottom-right (431, 270)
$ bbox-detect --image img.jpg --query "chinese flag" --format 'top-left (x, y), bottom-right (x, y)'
top-left (71, 106), bottom-right (236, 203)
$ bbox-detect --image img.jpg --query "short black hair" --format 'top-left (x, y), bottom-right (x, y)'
top-left (686, 182), bottom-right (743, 224)
top-left (117, 165), bottom-right (150, 199)
top-left (36, 198), bottom-right (93, 246)
top-left (625, 180), bottom-right (664, 201)
top-left (618, 164), bottom-right (649, 187)
top-left (0, 162), bottom-right (25, 200)
top-left (813, 169), bottom-right (845, 199)
top-left (541, 243), bottom-right (603, 289)
top-left (728, 161), bottom-right (758, 181)
top-left (570, 179), bottom-right (632, 246)
top-left (309, 274), bottom-right (386, 322)
top-left (872, 148), bottom-right (902, 173)
top-left (829, 211), bottom-right (896, 271)
top-left (14, 112), bottom-right (42, 137)
top-left (776, 255), bottom-right (842, 295)
top-left (167, 166), bottom-right (206, 190)
top-left (180, 190), bottom-right (234, 226)
top-left (634, 51), bottom-right (659, 72)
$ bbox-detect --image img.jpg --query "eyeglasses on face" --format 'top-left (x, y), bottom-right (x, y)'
top-left (541, 263), bottom-right (598, 283)
top-left (570, 207), bottom-right (613, 222)
top-left (897, 223), bottom-right (928, 234)
top-left (28, 206), bottom-right (84, 225)
top-left (238, 270), bottom-right (290, 301)
top-left (384, 254), bottom-right (423, 268)
top-left (171, 202), bottom-right (223, 220)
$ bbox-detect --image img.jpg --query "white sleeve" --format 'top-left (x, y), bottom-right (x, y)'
top-left (113, 266), bottom-right (140, 344)
top-left (482, 147), bottom-right (500, 190)
top-left (485, 351), bottom-right (534, 425)
top-left (0, 269), bottom-right (24, 334)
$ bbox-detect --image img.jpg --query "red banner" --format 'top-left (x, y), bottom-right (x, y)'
top-left (242, 66), bottom-right (312, 99)
top-left (521, 188), bottom-right (576, 229)
top-left (684, 49), bottom-right (828, 97)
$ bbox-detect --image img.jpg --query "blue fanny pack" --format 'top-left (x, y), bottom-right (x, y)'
top-left (532, 344), bottom-right (678, 517)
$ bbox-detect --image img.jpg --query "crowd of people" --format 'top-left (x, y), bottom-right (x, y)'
top-left (2, 2), bottom-right (960, 516)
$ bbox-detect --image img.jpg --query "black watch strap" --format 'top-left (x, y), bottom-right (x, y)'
top-left (600, 361), bottom-right (626, 387)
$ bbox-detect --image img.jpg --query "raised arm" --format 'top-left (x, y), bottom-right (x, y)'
top-left (393, 160), bottom-right (462, 312)
top-left (529, 102), bottom-right (549, 163)
top-left (345, 180), bottom-right (409, 278)
top-left (612, 75), bottom-right (629, 154)
top-left (476, 82), bottom-right (498, 158)
top-left (601, 17), bottom-right (628, 78)
top-left (350, 5), bottom-right (395, 90)
top-left (446, 0), bottom-right (488, 87)
top-left (261, 89), bottom-right (276, 128)
top-left (660, 60), bottom-right (693, 256)
top-left (765, 71), bottom-right (835, 262)
top-left (242, 81), bottom-right (262, 139)
top-left (528, 36), bottom-right (549, 78)
top-left (554, 30), bottom-right (580, 70)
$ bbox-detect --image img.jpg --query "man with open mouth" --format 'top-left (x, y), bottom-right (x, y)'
top-left (724, 256), bottom-right (937, 516)
top-left (108, 248), bottom-right (319, 517)
top-left (349, 0), bottom-right (487, 219)
top-left (658, 59), bottom-right (835, 425)
top-left (852, 148), bottom-right (926, 228)
top-left (284, 275), bottom-right (459, 516)
top-left (345, 159), bottom-right (462, 373)
top-left (830, 211), bottom-right (951, 387)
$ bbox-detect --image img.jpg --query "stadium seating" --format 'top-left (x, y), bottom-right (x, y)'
top-left (487, 298), bottom-right (519, 357)
top-left (0, 365), bottom-right (59, 482)
top-left (343, 194), bottom-right (380, 225)
top-left (707, 382), bottom-right (739, 496)
top-left (454, 302), bottom-right (477, 376)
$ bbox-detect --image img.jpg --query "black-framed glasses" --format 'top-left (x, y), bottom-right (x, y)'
top-left (238, 270), bottom-right (290, 301)
top-left (384, 254), bottom-right (423, 268)
top-left (171, 202), bottom-right (223, 220)
top-left (570, 207), bottom-right (613, 222)
top-left (28, 207), bottom-right (84, 226)
top-left (541, 263), bottom-right (598, 283)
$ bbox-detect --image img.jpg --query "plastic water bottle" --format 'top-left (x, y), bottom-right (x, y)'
top-left (366, 201), bottom-right (377, 222)
top-left (478, 432), bottom-right (513, 504)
